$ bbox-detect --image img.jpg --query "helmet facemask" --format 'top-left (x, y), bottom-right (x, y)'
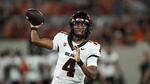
top-left (69, 11), bottom-right (92, 40)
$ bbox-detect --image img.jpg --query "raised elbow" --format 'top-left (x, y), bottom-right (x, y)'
top-left (31, 39), bottom-right (39, 44)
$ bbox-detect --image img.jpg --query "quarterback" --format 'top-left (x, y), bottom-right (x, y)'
top-left (27, 11), bottom-right (101, 84)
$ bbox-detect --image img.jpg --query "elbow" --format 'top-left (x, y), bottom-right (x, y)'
top-left (31, 39), bottom-right (38, 44)
top-left (31, 39), bottom-right (36, 44)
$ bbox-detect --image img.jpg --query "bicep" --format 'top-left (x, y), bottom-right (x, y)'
top-left (87, 66), bottom-right (97, 71)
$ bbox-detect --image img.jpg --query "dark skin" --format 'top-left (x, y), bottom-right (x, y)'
top-left (30, 23), bottom-right (97, 79)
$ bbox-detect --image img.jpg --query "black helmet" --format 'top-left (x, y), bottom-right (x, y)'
top-left (69, 11), bottom-right (92, 39)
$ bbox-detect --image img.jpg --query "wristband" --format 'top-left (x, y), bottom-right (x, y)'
top-left (77, 60), bottom-right (84, 66)
top-left (31, 27), bottom-right (38, 30)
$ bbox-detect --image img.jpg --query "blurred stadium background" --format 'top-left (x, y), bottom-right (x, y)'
top-left (0, 0), bottom-right (150, 84)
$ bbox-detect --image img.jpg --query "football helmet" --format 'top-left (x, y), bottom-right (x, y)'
top-left (69, 11), bottom-right (92, 39)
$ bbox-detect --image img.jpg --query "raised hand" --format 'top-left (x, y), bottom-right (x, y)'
top-left (73, 46), bottom-right (80, 62)
top-left (26, 8), bottom-right (44, 29)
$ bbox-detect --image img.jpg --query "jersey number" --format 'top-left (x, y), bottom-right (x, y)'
top-left (62, 58), bottom-right (75, 77)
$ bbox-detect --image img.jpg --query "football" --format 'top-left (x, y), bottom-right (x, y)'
top-left (26, 8), bottom-right (44, 26)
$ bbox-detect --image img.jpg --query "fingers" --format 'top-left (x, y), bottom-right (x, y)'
top-left (73, 46), bottom-right (80, 62)
top-left (74, 46), bottom-right (80, 52)
top-left (30, 22), bottom-right (43, 28)
top-left (26, 15), bottom-right (43, 29)
top-left (73, 46), bottom-right (80, 55)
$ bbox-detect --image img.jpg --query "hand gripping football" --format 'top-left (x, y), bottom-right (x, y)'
top-left (26, 8), bottom-right (44, 26)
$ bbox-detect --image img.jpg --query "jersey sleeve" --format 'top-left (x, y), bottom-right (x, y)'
top-left (87, 56), bottom-right (99, 67)
top-left (52, 33), bottom-right (62, 51)
top-left (87, 44), bottom-right (101, 67)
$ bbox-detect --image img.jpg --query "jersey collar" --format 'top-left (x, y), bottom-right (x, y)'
top-left (68, 36), bottom-right (88, 50)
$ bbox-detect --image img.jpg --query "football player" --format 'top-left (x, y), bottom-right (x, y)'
top-left (27, 11), bottom-right (101, 84)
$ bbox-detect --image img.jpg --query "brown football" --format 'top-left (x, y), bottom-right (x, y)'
top-left (26, 8), bottom-right (44, 26)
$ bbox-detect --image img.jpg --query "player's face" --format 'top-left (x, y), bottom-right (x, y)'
top-left (73, 23), bottom-right (87, 36)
